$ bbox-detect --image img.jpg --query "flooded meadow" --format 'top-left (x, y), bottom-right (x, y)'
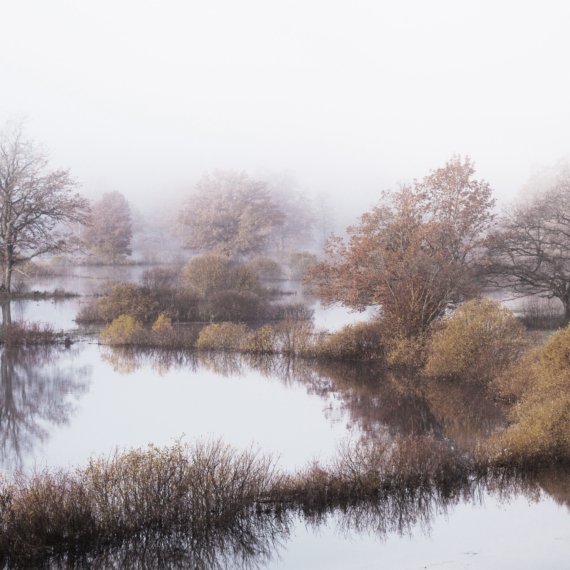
top-left (1, 267), bottom-right (569, 569)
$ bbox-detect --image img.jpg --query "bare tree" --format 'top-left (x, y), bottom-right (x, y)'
top-left (485, 168), bottom-right (570, 318)
top-left (314, 192), bottom-right (336, 249)
top-left (260, 170), bottom-right (315, 257)
top-left (0, 120), bottom-right (90, 292)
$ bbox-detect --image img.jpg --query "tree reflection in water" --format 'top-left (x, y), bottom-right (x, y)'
top-left (101, 348), bottom-right (506, 447)
top-left (0, 345), bottom-right (91, 471)
top-left (4, 465), bottom-right (570, 570)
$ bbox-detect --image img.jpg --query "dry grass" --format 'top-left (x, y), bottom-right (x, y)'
top-left (0, 320), bottom-right (58, 346)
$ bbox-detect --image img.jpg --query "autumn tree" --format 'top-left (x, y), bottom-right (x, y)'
top-left (305, 156), bottom-right (495, 336)
top-left (0, 119), bottom-right (90, 292)
top-left (83, 191), bottom-right (133, 264)
top-left (179, 170), bottom-right (284, 259)
top-left (485, 166), bottom-right (570, 318)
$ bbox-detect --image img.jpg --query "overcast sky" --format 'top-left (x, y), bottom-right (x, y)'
top-left (1, 0), bottom-right (569, 223)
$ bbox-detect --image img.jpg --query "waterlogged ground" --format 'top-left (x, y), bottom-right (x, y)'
top-left (0, 268), bottom-right (569, 569)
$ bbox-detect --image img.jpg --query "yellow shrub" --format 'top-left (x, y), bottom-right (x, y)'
top-left (313, 320), bottom-right (386, 361)
top-left (152, 313), bottom-right (173, 333)
top-left (540, 325), bottom-right (570, 373)
top-left (386, 336), bottom-right (427, 368)
top-left (425, 298), bottom-right (529, 382)
top-left (275, 318), bottom-right (315, 356)
top-left (97, 282), bottom-right (160, 323)
top-left (100, 315), bottom-right (143, 345)
top-left (180, 255), bottom-right (231, 297)
top-left (241, 325), bottom-right (275, 354)
top-left (196, 322), bottom-right (247, 350)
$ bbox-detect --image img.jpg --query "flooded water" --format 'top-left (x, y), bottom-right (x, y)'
top-left (1, 268), bottom-right (569, 569)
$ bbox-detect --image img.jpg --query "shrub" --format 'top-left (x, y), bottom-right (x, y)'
top-left (490, 323), bottom-right (570, 464)
top-left (288, 249), bottom-right (317, 279)
top-left (271, 302), bottom-right (314, 321)
top-left (152, 313), bottom-right (173, 333)
top-left (248, 257), bottom-right (283, 280)
top-left (180, 255), bottom-right (231, 297)
top-left (228, 264), bottom-right (260, 293)
top-left (425, 298), bottom-right (529, 383)
top-left (100, 315), bottom-right (143, 345)
top-left (0, 320), bottom-right (57, 345)
top-left (196, 322), bottom-right (247, 350)
top-left (312, 320), bottom-right (387, 361)
top-left (275, 318), bottom-right (314, 355)
top-left (198, 290), bottom-right (267, 322)
top-left (386, 335), bottom-right (427, 368)
top-left (97, 282), bottom-right (160, 323)
top-left (139, 266), bottom-right (179, 290)
top-left (241, 325), bottom-right (275, 354)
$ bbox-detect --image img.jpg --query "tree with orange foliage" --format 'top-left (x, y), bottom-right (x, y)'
top-left (304, 157), bottom-right (495, 336)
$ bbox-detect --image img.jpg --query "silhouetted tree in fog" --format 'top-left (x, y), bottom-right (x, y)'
top-left (83, 191), bottom-right (133, 263)
top-left (0, 119), bottom-right (90, 292)
top-left (179, 170), bottom-right (283, 259)
top-left (485, 166), bottom-right (570, 318)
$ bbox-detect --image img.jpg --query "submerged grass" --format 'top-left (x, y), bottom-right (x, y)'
top-left (0, 435), bottom-right (495, 562)
top-left (0, 320), bottom-right (59, 346)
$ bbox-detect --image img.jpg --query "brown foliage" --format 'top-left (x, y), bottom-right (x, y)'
top-left (247, 256), bottom-right (283, 280)
top-left (180, 255), bottom-right (231, 297)
top-left (0, 320), bottom-right (57, 346)
top-left (305, 157), bottom-right (494, 336)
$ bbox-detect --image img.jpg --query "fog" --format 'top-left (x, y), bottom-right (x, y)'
top-left (1, 0), bottom-right (569, 223)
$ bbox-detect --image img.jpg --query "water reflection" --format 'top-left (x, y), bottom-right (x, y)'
top-left (4, 465), bottom-right (570, 570)
top-left (100, 348), bottom-right (506, 447)
top-left (0, 346), bottom-right (91, 471)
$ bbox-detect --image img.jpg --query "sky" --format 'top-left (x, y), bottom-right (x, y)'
top-left (1, 0), bottom-right (569, 225)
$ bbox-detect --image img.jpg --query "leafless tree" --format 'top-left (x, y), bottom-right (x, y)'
top-left (485, 168), bottom-right (570, 318)
top-left (314, 191), bottom-right (336, 249)
top-left (0, 119), bottom-right (90, 292)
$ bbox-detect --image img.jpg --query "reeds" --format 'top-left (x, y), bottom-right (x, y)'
top-left (0, 320), bottom-right (58, 346)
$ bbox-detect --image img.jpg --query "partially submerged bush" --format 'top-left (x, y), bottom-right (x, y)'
top-left (100, 315), bottom-right (143, 345)
top-left (248, 257), bottom-right (283, 280)
top-left (288, 249), bottom-right (317, 279)
top-left (181, 255), bottom-right (231, 297)
top-left (140, 265), bottom-right (179, 290)
top-left (425, 298), bottom-right (529, 382)
top-left (98, 282), bottom-right (161, 323)
top-left (241, 324), bottom-right (275, 354)
top-left (152, 313), bottom-right (173, 333)
top-left (491, 324), bottom-right (570, 464)
top-left (198, 290), bottom-right (267, 322)
top-left (196, 323), bottom-right (248, 350)
top-left (312, 320), bottom-right (387, 361)
top-left (0, 320), bottom-right (57, 346)
top-left (228, 265), bottom-right (260, 293)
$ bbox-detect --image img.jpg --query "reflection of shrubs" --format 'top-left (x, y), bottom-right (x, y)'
top-left (248, 257), bottom-right (282, 280)
top-left (181, 255), bottom-right (231, 297)
top-left (288, 249), bottom-right (317, 279)
top-left (100, 315), bottom-right (143, 345)
top-left (425, 298), bottom-right (529, 383)
top-left (98, 283), bottom-right (160, 323)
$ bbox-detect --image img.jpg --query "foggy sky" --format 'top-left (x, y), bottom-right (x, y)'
top-left (1, 0), bottom-right (569, 224)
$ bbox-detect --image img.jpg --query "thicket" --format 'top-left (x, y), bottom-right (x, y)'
top-left (0, 320), bottom-right (58, 346)
top-left (76, 256), bottom-right (301, 325)
top-left (0, 435), bottom-right (492, 562)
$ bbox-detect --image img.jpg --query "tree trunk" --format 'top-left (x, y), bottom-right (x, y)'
top-left (563, 295), bottom-right (570, 321)
top-left (2, 262), bottom-right (11, 294)
top-left (1, 303), bottom-right (11, 326)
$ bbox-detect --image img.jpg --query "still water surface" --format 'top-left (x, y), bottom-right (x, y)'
top-left (0, 269), bottom-right (568, 568)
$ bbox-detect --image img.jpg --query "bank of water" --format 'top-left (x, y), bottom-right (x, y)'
top-left (0, 275), bottom-right (568, 569)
